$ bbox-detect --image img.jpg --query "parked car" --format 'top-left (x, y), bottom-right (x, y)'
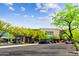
top-left (0, 34), bottom-right (3, 37)
top-left (39, 40), bottom-right (51, 44)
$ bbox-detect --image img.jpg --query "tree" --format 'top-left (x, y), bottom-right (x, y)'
top-left (38, 31), bottom-right (49, 40)
top-left (52, 4), bottom-right (79, 51)
top-left (0, 20), bottom-right (49, 44)
top-left (0, 20), bottom-right (7, 30)
top-left (0, 20), bottom-right (11, 38)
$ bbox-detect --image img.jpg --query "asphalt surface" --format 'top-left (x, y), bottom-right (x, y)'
top-left (0, 44), bottom-right (78, 56)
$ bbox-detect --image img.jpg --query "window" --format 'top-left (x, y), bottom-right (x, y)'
top-left (46, 31), bottom-right (53, 35)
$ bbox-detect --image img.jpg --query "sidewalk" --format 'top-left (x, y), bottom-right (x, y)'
top-left (0, 44), bottom-right (38, 48)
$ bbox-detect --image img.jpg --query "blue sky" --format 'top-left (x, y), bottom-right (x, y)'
top-left (0, 3), bottom-right (65, 29)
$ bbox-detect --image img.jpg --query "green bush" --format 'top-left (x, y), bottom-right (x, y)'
top-left (51, 34), bottom-right (60, 40)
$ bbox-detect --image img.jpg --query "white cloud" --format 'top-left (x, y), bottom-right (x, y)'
top-left (40, 9), bottom-right (47, 13)
top-left (37, 17), bottom-right (44, 20)
top-left (4, 3), bottom-right (15, 11)
top-left (9, 6), bottom-right (15, 11)
top-left (24, 15), bottom-right (34, 18)
top-left (31, 15), bottom-right (34, 18)
top-left (72, 3), bottom-right (79, 7)
top-left (48, 13), bottom-right (56, 17)
top-left (37, 16), bottom-right (49, 21)
top-left (36, 3), bottom-right (61, 12)
top-left (44, 3), bottom-right (61, 11)
top-left (44, 3), bottom-right (59, 9)
top-left (4, 3), bottom-right (13, 6)
top-left (21, 7), bottom-right (26, 11)
top-left (35, 3), bottom-right (42, 9)
top-left (24, 14), bottom-right (27, 17)
top-left (13, 13), bottom-right (20, 16)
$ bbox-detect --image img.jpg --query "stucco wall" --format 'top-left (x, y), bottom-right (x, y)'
top-left (40, 28), bottom-right (60, 36)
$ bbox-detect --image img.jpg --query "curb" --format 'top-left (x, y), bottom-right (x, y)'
top-left (0, 44), bottom-right (38, 48)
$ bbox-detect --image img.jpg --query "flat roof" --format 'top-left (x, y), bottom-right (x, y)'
top-left (40, 28), bottom-right (60, 30)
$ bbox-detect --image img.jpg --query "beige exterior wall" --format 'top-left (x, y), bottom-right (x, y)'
top-left (40, 28), bottom-right (60, 36)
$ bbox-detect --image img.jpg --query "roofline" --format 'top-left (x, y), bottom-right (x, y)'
top-left (39, 28), bottom-right (60, 30)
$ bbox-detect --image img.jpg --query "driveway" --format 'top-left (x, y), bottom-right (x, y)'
top-left (0, 44), bottom-right (78, 56)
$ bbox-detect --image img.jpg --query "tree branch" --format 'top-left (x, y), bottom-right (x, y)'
top-left (63, 31), bottom-right (70, 38)
top-left (64, 20), bottom-right (70, 23)
top-left (71, 26), bottom-right (79, 30)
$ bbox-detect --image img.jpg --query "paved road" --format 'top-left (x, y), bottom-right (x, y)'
top-left (0, 44), bottom-right (78, 56)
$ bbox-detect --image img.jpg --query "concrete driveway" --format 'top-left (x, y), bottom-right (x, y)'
top-left (0, 44), bottom-right (78, 56)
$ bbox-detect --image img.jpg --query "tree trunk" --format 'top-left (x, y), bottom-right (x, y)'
top-left (27, 37), bottom-right (29, 43)
top-left (29, 37), bottom-right (32, 43)
top-left (68, 23), bottom-right (79, 51)
top-left (74, 42), bottom-right (79, 51)
top-left (25, 37), bottom-right (29, 43)
top-left (22, 36), bottom-right (26, 43)
top-left (69, 23), bottom-right (73, 40)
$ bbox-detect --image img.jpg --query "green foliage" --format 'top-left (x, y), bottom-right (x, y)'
top-left (38, 31), bottom-right (49, 40)
top-left (0, 20), bottom-right (11, 31)
top-left (0, 30), bottom-right (2, 33)
top-left (61, 31), bottom-right (70, 40)
top-left (9, 33), bottom-right (16, 40)
top-left (53, 4), bottom-right (79, 28)
top-left (74, 42), bottom-right (79, 51)
top-left (62, 30), bottom-right (79, 42)
top-left (0, 20), bottom-right (49, 40)
top-left (0, 20), bottom-right (49, 42)
top-left (72, 30), bottom-right (79, 42)
top-left (51, 34), bottom-right (60, 40)
top-left (0, 20), bottom-right (7, 30)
